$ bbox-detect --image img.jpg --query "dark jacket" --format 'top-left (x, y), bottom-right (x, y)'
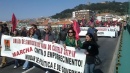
top-left (58, 29), bottom-right (67, 41)
top-left (35, 29), bottom-right (41, 40)
top-left (0, 31), bottom-right (2, 45)
top-left (21, 30), bottom-right (27, 37)
top-left (3, 27), bottom-right (9, 35)
top-left (42, 32), bottom-right (55, 42)
top-left (82, 41), bottom-right (99, 56)
top-left (82, 41), bottom-right (99, 64)
top-left (87, 27), bottom-right (98, 41)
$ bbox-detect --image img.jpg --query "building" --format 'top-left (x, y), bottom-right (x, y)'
top-left (96, 13), bottom-right (113, 21)
top-left (72, 10), bottom-right (94, 20)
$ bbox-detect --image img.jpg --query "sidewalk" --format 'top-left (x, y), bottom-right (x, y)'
top-left (118, 28), bottom-right (130, 73)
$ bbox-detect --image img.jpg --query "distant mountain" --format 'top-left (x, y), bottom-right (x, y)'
top-left (51, 1), bottom-right (129, 19)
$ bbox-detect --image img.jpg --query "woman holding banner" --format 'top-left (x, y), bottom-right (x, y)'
top-left (12, 29), bottom-right (22, 69)
top-left (82, 33), bottom-right (99, 73)
top-left (63, 27), bottom-right (82, 49)
top-left (22, 28), bottom-right (38, 70)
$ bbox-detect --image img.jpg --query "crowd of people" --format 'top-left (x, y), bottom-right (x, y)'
top-left (78, 19), bottom-right (123, 28)
top-left (0, 22), bottom-right (101, 73)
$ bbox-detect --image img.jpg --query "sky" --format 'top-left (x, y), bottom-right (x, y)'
top-left (0, 0), bottom-right (128, 21)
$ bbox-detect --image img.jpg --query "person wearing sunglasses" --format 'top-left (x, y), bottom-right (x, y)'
top-left (63, 28), bottom-right (82, 49)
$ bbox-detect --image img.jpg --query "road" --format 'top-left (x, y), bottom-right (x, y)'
top-left (0, 37), bottom-right (119, 73)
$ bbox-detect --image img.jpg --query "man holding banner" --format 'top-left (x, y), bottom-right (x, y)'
top-left (41, 25), bottom-right (57, 73)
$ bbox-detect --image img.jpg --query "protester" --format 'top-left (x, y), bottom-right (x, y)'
top-left (2, 23), bottom-right (10, 35)
top-left (20, 27), bottom-right (27, 37)
top-left (57, 25), bottom-right (67, 45)
top-left (41, 25), bottom-right (57, 73)
top-left (63, 28), bottom-right (82, 48)
top-left (87, 24), bottom-right (98, 42)
top-left (0, 23), bottom-right (9, 68)
top-left (0, 25), bottom-right (3, 56)
top-left (12, 29), bottom-right (21, 69)
top-left (82, 33), bottom-right (99, 73)
top-left (123, 21), bottom-right (127, 31)
top-left (32, 24), bottom-right (41, 40)
top-left (22, 28), bottom-right (38, 69)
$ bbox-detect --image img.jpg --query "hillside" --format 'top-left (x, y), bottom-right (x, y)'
top-left (51, 1), bottom-right (129, 19)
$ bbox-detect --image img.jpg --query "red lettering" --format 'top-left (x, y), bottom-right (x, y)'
top-left (63, 48), bottom-right (75, 57)
top-left (48, 44), bottom-right (51, 50)
top-left (64, 48), bottom-right (69, 56)
top-left (22, 39), bottom-right (25, 44)
top-left (12, 47), bottom-right (33, 57)
top-left (13, 39), bottom-right (16, 43)
top-left (37, 42), bottom-right (40, 47)
top-left (20, 50), bottom-right (23, 54)
top-left (29, 47), bottom-right (33, 51)
top-left (41, 43), bottom-right (47, 49)
top-left (12, 52), bottom-right (16, 57)
top-left (13, 39), bottom-right (21, 44)
top-left (52, 45), bottom-right (63, 54)
top-left (26, 47), bottom-right (30, 52)
top-left (17, 51), bottom-right (20, 56)
top-left (72, 51), bottom-right (76, 57)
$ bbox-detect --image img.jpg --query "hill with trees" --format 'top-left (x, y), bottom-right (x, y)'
top-left (51, 1), bottom-right (129, 19)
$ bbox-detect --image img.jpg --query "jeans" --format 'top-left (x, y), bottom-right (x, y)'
top-left (23, 61), bottom-right (29, 69)
top-left (14, 59), bottom-right (19, 66)
top-left (84, 63), bottom-right (95, 73)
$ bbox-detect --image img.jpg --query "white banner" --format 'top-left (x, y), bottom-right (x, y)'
top-left (1, 35), bottom-right (86, 73)
top-left (79, 27), bottom-right (119, 37)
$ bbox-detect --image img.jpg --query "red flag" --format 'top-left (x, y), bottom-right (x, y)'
top-left (88, 21), bottom-right (92, 25)
top-left (73, 20), bottom-right (80, 40)
top-left (12, 13), bottom-right (17, 32)
top-left (82, 18), bottom-right (85, 26)
top-left (62, 24), bottom-right (66, 29)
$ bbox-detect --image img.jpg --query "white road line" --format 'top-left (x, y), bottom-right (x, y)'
top-left (22, 66), bottom-right (35, 73)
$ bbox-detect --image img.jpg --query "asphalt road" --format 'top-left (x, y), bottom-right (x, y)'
top-left (0, 37), bottom-right (119, 73)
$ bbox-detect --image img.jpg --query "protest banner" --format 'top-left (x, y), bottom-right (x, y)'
top-left (79, 27), bottom-right (119, 37)
top-left (1, 35), bottom-right (86, 73)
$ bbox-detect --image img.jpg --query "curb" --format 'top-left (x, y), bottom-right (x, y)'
top-left (108, 32), bottom-right (122, 73)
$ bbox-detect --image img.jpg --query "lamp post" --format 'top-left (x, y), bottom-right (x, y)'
top-left (120, 3), bottom-right (128, 21)
top-left (128, 0), bottom-right (130, 23)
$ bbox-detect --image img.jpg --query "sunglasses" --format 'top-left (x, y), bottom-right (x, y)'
top-left (68, 32), bottom-right (73, 33)
top-left (45, 29), bottom-right (49, 30)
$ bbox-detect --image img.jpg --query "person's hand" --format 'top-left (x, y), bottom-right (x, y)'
top-left (52, 41), bottom-right (55, 44)
top-left (75, 45), bottom-right (80, 50)
top-left (63, 44), bottom-right (66, 49)
top-left (41, 39), bottom-right (44, 42)
top-left (84, 51), bottom-right (89, 55)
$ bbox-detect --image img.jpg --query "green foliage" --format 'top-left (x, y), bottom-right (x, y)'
top-left (51, 1), bottom-right (129, 19)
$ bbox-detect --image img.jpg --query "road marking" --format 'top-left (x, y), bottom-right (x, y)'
top-left (22, 66), bottom-right (35, 73)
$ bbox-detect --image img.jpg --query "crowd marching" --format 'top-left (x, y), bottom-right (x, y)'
top-left (0, 19), bottom-right (126, 73)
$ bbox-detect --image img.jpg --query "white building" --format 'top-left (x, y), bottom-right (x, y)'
top-left (72, 10), bottom-right (94, 20)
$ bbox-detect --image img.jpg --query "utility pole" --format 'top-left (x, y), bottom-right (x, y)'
top-left (128, 0), bottom-right (130, 23)
top-left (87, 0), bottom-right (91, 21)
top-left (87, 0), bottom-right (90, 10)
